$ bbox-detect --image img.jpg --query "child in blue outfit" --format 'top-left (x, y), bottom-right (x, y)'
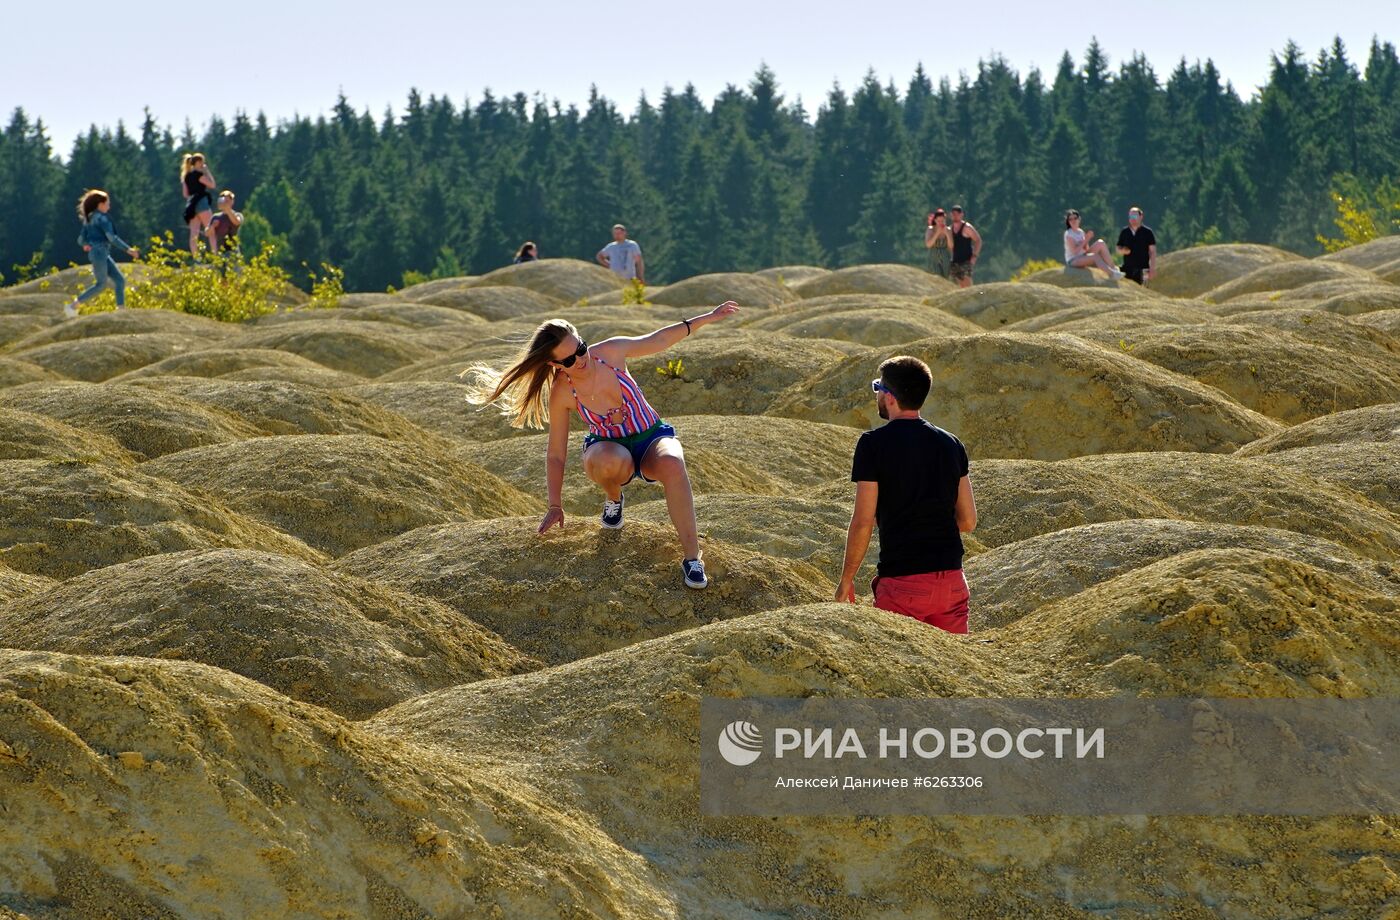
top-left (64, 189), bottom-right (140, 319)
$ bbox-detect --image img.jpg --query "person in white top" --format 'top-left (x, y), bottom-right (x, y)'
top-left (1063, 209), bottom-right (1124, 279)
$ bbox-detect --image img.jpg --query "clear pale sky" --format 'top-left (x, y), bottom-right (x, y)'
top-left (4, 0), bottom-right (1397, 154)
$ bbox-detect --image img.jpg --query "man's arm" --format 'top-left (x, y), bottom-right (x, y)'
top-left (1147, 243), bottom-right (1158, 278)
top-left (632, 251), bottom-right (645, 284)
top-left (836, 480), bottom-right (878, 602)
top-left (1117, 228), bottom-right (1132, 256)
top-left (968, 224), bottom-right (983, 261)
top-left (596, 247), bottom-right (610, 267)
top-left (954, 475), bottom-right (977, 532)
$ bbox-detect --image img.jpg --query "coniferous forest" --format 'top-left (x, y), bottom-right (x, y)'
top-left (2, 38), bottom-right (1398, 290)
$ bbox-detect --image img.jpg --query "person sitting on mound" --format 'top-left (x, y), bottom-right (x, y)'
top-left (835, 355), bottom-right (977, 633)
top-left (464, 302), bottom-right (741, 589)
top-left (1063, 209), bottom-right (1125, 279)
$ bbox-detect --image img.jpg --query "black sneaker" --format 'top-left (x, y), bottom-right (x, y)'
top-left (681, 557), bottom-right (708, 590)
top-left (601, 494), bottom-right (624, 529)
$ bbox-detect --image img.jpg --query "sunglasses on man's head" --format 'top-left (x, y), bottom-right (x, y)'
top-left (558, 340), bottom-right (587, 368)
top-left (871, 379), bottom-right (890, 395)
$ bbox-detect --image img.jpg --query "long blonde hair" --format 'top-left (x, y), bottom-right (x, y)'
top-left (461, 319), bottom-right (576, 429)
top-left (76, 189), bottom-right (109, 222)
top-left (181, 152), bottom-right (206, 179)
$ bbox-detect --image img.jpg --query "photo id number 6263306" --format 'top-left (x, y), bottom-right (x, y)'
top-left (913, 776), bottom-right (984, 789)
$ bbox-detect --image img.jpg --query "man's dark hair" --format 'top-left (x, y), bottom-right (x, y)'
top-left (878, 355), bottom-right (932, 410)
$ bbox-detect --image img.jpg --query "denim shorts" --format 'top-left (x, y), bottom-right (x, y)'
top-left (582, 420), bottom-right (676, 484)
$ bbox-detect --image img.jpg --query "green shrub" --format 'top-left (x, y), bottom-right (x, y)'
top-left (77, 233), bottom-right (342, 322)
top-left (1010, 258), bottom-right (1061, 282)
top-left (1317, 175), bottom-right (1400, 253)
top-left (621, 278), bottom-right (650, 305)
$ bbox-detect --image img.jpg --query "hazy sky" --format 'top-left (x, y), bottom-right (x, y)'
top-left (4, 0), bottom-right (1397, 154)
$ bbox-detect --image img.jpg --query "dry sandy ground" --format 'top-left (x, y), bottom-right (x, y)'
top-left (1, 252), bottom-right (1398, 918)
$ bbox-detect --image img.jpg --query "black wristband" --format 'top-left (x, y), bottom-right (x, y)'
top-left (681, 318), bottom-right (692, 336)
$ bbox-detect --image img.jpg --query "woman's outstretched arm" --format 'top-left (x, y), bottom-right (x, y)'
top-left (605, 301), bottom-right (741, 359)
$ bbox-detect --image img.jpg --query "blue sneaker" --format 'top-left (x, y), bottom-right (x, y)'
top-left (601, 494), bottom-right (624, 529)
top-left (681, 557), bottom-right (708, 590)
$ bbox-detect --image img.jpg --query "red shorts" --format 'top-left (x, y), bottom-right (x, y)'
top-left (872, 570), bottom-right (970, 634)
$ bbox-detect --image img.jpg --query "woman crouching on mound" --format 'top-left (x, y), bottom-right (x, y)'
top-left (465, 301), bottom-right (740, 589)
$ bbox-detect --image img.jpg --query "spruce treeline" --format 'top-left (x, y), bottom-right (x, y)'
top-left (2, 38), bottom-right (1397, 290)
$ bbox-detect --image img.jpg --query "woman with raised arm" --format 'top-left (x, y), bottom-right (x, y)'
top-left (180, 153), bottom-right (218, 257)
top-left (465, 301), bottom-right (741, 589)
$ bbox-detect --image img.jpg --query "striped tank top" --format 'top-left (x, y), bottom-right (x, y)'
top-left (570, 356), bottom-right (661, 438)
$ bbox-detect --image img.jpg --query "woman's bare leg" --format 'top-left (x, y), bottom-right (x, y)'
top-left (641, 437), bottom-right (700, 559)
top-left (583, 441), bottom-right (634, 502)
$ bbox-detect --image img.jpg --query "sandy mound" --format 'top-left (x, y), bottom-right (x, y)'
top-left (771, 333), bottom-right (1280, 458)
top-left (954, 451), bottom-right (1400, 561)
top-left (1377, 258), bottom-right (1400, 284)
top-left (929, 282), bottom-right (1096, 328)
top-left (1020, 265), bottom-right (1123, 288)
top-left (967, 519), bottom-right (1398, 629)
top-left (369, 606), bottom-right (1396, 918)
top-left (394, 274), bottom-right (481, 300)
top-left (403, 284), bottom-right (564, 320)
top-left (1355, 308), bottom-right (1400, 336)
top-left (1001, 549), bottom-right (1400, 697)
top-left (107, 346), bottom-right (345, 383)
top-left (0, 407), bottom-right (134, 465)
top-left (642, 331), bottom-right (849, 416)
top-left (0, 292), bottom-right (70, 316)
top-left (0, 315), bottom-right (57, 349)
top-left (791, 263), bottom-right (954, 299)
top-left (1061, 452), bottom-right (1400, 562)
top-left (232, 325), bottom-right (438, 378)
top-left (464, 414), bottom-right (858, 515)
top-left (750, 264), bottom-right (826, 284)
top-left (341, 301), bottom-right (487, 328)
top-left (335, 519), bottom-right (830, 666)
top-left (7, 307), bottom-right (235, 352)
top-left (747, 295), bottom-right (984, 344)
top-left (647, 272), bottom-right (797, 309)
top-left (1204, 260), bottom-right (1382, 303)
top-left (1006, 301), bottom-right (1218, 335)
top-left (0, 649), bottom-right (676, 918)
top-left (1319, 236), bottom-right (1400, 270)
top-left (1097, 321), bottom-right (1400, 423)
top-left (1235, 403), bottom-right (1400, 455)
top-left (1150, 244), bottom-right (1303, 298)
top-left (1307, 285), bottom-right (1400, 315)
top-left (10, 333), bottom-right (212, 383)
top-left (142, 434), bottom-right (539, 557)
top-left (0, 459), bottom-right (321, 578)
top-left (629, 492), bottom-right (883, 584)
top-left (0, 358), bottom-right (60, 389)
top-left (332, 291), bottom-right (406, 307)
top-left (1247, 442), bottom-right (1399, 508)
top-left (1, 549), bottom-right (538, 718)
top-left (0, 381), bottom-right (261, 459)
top-left (0, 561), bottom-right (54, 607)
top-left (343, 380), bottom-right (531, 444)
top-left (119, 377), bottom-right (437, 443)
top-left (471, 258), bottom-right (626, 303)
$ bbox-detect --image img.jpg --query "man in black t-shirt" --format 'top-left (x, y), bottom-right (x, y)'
top-left (836, 355), bottom-right (978, 633)
top-left (1115, 206), bottom-right (1158, 284)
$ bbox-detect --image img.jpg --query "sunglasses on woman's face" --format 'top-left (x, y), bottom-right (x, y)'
top-left (557, 339), bottom-right (588, 368)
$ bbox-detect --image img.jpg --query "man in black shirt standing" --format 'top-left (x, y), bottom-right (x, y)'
top-left (1115, 206), bottom-right (1158, 285)
top-left (836, 355), bottom-right (978, 633)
